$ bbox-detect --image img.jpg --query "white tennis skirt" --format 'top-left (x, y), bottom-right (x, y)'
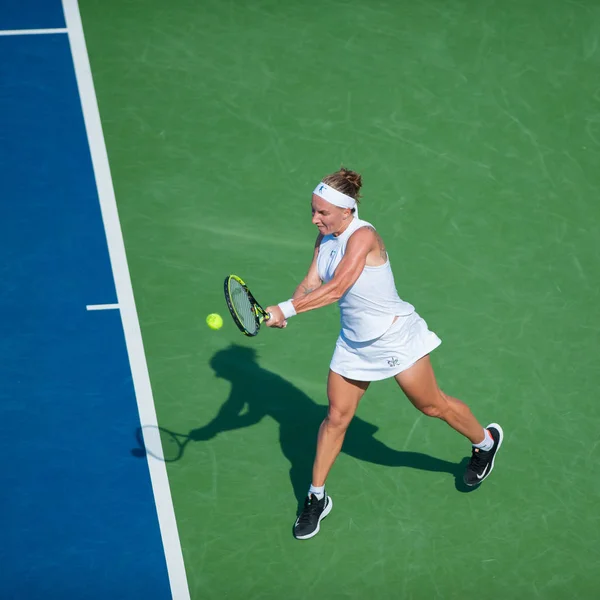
top-left (330, 311), bottom-right (442, 382)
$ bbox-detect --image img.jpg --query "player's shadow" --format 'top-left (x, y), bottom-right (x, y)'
top-left (135, 345), bottom-right (475, 504)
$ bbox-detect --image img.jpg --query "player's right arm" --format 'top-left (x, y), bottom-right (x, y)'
top-left (291, 233), bottom-right (323, 300)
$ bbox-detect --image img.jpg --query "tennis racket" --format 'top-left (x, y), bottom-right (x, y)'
top-left (224, 274), bottom-right (271, 336)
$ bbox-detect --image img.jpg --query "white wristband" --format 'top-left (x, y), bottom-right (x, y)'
top-left (278, 299), bottom-right (297, 319)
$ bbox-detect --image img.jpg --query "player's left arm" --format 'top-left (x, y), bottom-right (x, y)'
top-left (266, 228), bottom-right (376, 323)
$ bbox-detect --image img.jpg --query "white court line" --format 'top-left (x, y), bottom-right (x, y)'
top-left (0, 28), bottom-right (68, 36)
top-left (61, 2), bottom-right (191, 599)
top-left (86, 303), bottom-right (120, 311)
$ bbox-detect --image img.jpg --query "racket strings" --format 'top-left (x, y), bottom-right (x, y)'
top-left (229, 279), bottom-right (258, 335)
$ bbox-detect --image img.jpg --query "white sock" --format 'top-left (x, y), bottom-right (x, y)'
top-left (308, 484), bottom-right (325, 500)
top-left (473, 429), bottom-right (494, 451)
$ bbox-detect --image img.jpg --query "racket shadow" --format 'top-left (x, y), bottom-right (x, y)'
top-left (133, 425), bottom-right (193, 463)
top-left (183, 345), bottom-right (475, 507)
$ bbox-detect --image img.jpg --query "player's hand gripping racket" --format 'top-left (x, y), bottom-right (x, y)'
top-left (224, 275), bottom-right (271, 336)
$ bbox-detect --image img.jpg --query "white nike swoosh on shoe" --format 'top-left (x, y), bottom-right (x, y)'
top-left (476, 464), bottom-right (490, 480)
top-left (294, 496), bottom-right (334, 540)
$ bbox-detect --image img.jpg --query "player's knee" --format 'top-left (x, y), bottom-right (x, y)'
top-left (419, 404), bottom-right (442, 418)
top-left (418, 392), bottom-right (448, 419)
top-left (326, 408), bottom-right (353, 431)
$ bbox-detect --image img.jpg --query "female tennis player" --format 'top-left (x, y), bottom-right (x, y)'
top-left (265, 167), bottom-right (503, 540)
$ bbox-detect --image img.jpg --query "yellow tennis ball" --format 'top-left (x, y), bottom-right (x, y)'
top-left (206, 313), bottom-right (223, 330)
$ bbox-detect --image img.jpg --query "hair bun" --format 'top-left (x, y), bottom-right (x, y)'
top-left (321, 166), bottom-right (363, 201)
top-left (340, 167), bottom-right (362, 190)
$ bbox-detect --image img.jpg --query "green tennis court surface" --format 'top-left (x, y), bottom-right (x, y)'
top-left (82, 0), bottom-right (600, 597)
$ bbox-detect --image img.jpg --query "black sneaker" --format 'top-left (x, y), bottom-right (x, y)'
top-left (463, 423), bottom-right (504, 486)
top-left (293, 493), bottom-right (333, 540)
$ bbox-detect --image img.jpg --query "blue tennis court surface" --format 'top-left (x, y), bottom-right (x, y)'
top-left (0, 0), bottom-right (65, 30)
top-left (0, 3), bottom-right (175, 598)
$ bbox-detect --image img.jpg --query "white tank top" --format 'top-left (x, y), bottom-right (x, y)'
top-left (316, 217), bottom-right (414, 342)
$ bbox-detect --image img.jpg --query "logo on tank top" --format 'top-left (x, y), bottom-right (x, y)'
top-left (387, 357), bottom-right (399, 367)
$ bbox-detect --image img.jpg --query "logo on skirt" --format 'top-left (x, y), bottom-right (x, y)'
top-left (387, 357), bottom-right (399, 367)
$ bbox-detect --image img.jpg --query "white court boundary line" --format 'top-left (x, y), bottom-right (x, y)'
top-left (86, 303), bottom-right (120, 311)
top-left (61, 2), bottom-right (191, 598)
top-left (0, 28), bottom-right (67, 36)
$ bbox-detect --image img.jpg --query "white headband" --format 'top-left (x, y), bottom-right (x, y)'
top-left (313, 182), bottom-right (358, 217)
